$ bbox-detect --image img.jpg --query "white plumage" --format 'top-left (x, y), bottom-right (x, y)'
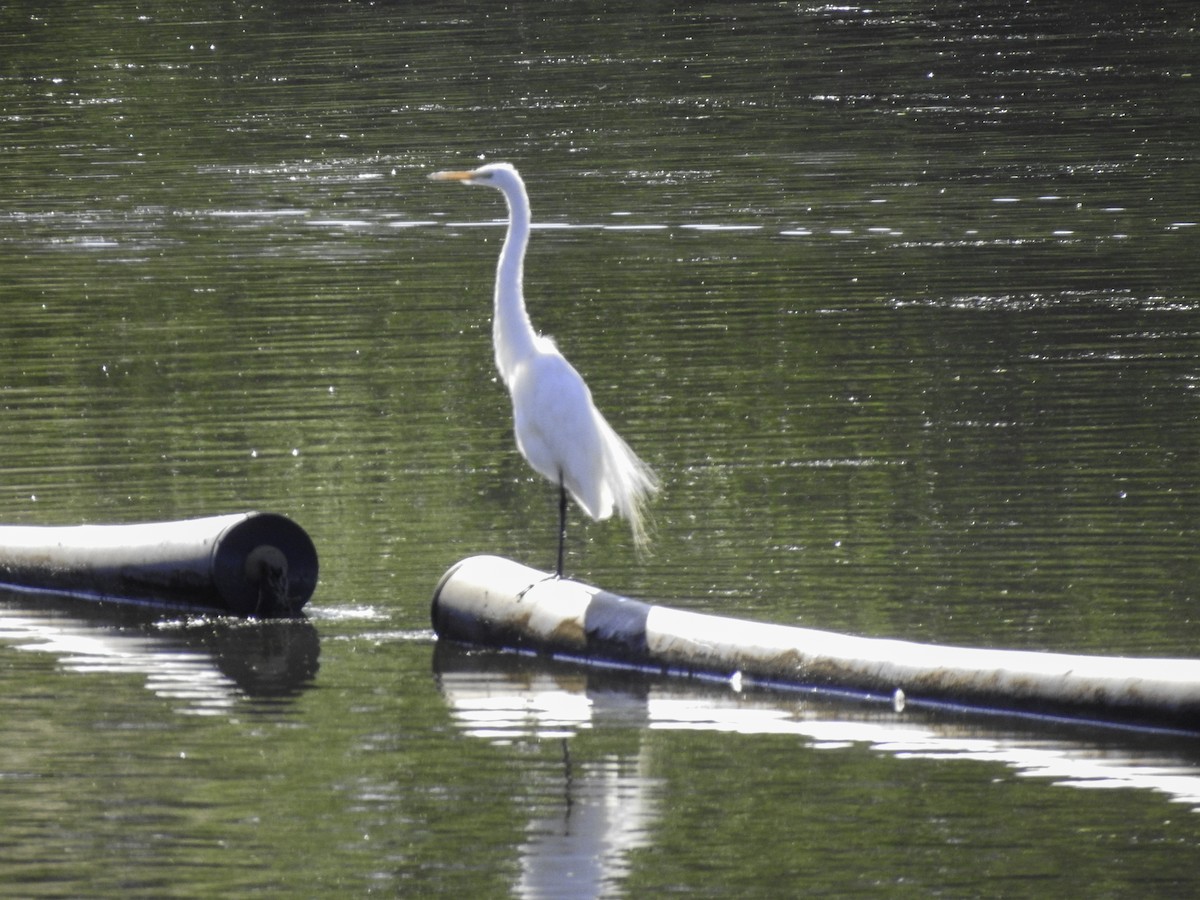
top-left (430, 162), bottom-right (658, 574)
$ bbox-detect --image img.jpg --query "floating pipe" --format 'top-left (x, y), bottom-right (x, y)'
top-left (432, 555), bottom-right (1200, 734)
top-left (0, 512), bottom-right (318, 617)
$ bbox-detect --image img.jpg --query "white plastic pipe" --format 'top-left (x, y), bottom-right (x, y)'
top-left (432, 555), bottom-right (1200, 734)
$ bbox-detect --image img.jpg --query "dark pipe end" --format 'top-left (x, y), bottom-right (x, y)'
top-left (212, 513), bottom-right (319, 616)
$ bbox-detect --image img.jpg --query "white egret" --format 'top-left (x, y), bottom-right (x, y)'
top-left (429, 162), bottom-right (658, 577)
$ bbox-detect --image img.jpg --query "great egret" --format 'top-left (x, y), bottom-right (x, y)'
top-left (429, 162), bottom-right (658, 577)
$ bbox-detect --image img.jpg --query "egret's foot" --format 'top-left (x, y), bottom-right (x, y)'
top-left (517, 571), bottom-right (561, 600)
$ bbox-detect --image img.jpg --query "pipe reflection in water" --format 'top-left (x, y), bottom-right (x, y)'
top-left (0, 589), bottom-right (320, 715)
top-left (434, 644), bottom-right (1200, 835)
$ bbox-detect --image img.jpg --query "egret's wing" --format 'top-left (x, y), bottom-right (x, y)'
top-left (509, 344), bottom-right (658, 542)
top-left (510, 349), bottom-right (614, 520)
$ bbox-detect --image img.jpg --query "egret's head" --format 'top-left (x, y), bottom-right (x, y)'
top-left (429, 162), bottom-right (521, 191)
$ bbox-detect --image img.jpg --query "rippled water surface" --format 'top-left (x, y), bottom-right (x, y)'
top-left (1, 2), bottom-right (1199, 895)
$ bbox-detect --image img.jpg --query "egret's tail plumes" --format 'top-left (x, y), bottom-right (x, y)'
top-left (592, 411), bottom-right (659, 551)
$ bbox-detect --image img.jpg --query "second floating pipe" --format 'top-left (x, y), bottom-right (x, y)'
top-left (432, 555), bottom-right (1200, 734)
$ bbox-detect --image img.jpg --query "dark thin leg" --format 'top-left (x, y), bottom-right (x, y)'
top-left (556, 476), bottom-right (567, 578)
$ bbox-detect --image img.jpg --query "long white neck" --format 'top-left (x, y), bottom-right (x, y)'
top-left (493, 180), bottom-right (538, 385)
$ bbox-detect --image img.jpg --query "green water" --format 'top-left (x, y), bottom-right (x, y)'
top-left (1, 2), bottom-right (1199, 895)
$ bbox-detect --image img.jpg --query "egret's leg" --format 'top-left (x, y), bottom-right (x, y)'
top-left (556, 477), bottom-right (567, 578)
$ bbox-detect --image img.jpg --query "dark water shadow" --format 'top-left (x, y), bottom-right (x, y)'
top-left (0, 588), bottom-right (320, 714)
